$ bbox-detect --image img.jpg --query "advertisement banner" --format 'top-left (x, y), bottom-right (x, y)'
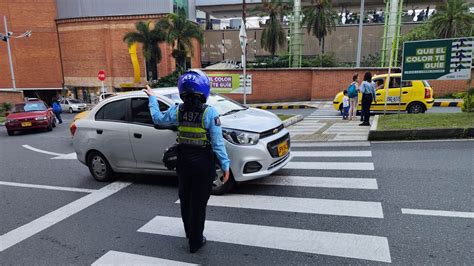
top-left (208, 73), bottom-right (252, 94)
top-left (402, 37), bottom-right (473, 81)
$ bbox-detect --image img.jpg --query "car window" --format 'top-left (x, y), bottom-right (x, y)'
top-left (422, 80), bottom-right (431, 87)
top-left (13, 102), bottom-right (47, 113)
top-left (388, 77), bottom-right (412, 88)
top-left (95, 99), bottom-right (127, 122)
top-left (373, 78), bottom-right (385, 90)
top-left (131, 98), bottom-right (169, 125)
top-left (69, 99), bottom-right (81, 104)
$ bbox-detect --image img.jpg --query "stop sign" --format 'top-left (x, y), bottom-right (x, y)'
top-left (97, 70), bottom-right (106, 81)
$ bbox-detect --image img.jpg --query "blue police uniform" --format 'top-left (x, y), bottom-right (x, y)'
top-left (148, 79), bottom-right (230, 252)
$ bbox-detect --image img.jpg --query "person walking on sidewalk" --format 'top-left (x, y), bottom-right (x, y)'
top-left (342, 90), bottom-right (349, 120)
top-left (144, 69), bottom-right (230, 253)
top-left (359, 72), bottom-right (376, 126)
top-left (347, 73), bottom-right (359, 120)
top-left (51, 97), bottom-right (63, 124)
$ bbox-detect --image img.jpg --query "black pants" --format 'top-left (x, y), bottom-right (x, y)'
top-left (54, 112), bottom-right (62, 123)
top-left (361, 94), bottom-right (373, 123)
top-left (176, 145), bottom-right (215, 247)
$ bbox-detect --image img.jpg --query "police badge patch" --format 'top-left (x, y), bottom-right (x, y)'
top-left (214, 116), bottom-right (221, 126)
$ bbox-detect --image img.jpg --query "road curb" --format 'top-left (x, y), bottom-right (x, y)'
top-left (369, 127), bottom-right (474, 141)
top-left (253, 104), bottom-right (316, 110)
top-left (433, 101), bottom-right (463, 107)
top-left (282, 114), bottom-right (303, 128)
top-left (370, 115), bottom-right (379, 131)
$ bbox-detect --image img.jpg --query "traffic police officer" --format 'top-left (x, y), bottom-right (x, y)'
top-left (144, 69), bottom-right (230, 253)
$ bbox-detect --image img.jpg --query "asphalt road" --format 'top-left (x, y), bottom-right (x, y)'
top-left (0, 113), bottom-right (472, 264)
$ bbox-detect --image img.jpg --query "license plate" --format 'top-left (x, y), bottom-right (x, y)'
top-left (21, 122), bottom-right (32, 127)
top-left (277, 141), bottom-right (289, 157)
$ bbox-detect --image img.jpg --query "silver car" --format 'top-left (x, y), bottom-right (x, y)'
top-left (72, 88), bottom-right (291, 194)
top-left (61, 99), bottom-right (87, 113)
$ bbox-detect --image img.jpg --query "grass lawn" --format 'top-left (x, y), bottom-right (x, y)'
top-left (0, 116), bottom-right (4, 123)
top-left (377, 112), bottom-right (474, 130)
top-left (277, 114), bottom-right (294, 121)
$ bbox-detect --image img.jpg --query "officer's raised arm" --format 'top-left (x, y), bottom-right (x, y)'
top-left (144, 85), bottom-right (178, 125)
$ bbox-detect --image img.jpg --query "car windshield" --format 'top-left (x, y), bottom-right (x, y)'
top-left (13, 102), bottom-right (47, 113)
top-left (69, 99), bottom-right (82, 104)
top-left (164, 93), bottom-right (247, 116)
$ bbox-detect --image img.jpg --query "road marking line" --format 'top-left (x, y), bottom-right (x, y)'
top-left (51, 153), bottom-right (77, 160)
top-left (199, 194), bottom-right (384, 218)
top-left (372, 139), bottom-right (474, 144)
top-left (0, 181), bottom-right (131, 252)
top-left (401, 208), bottom-right (474, 219)
top-left (251, 175), bottom-right (378, 189)
top-left (0, 181), bottom-right (96, 193)
top-left (22, 144), bottom-right (63, 156)
top-left (292, 151), bottom-right (371, 157)
top-left (92, 251), bottom-right (197, 266)
top-left (285, 162), bottom-right (374, 171)
top-left (138, 216), bottom-right (391, 262)
top-left (291, 142), bottom-right (370, 147)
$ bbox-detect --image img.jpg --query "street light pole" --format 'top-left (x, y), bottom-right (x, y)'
top-left (4, 16), bottom-right (16, 91)
top-left (356, 0), bottom-right (365, 68)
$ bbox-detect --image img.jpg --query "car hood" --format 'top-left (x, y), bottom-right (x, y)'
top-left (220, 108), bottom-right (281, 133)
top-left (7, 111), bottom-right (48, 119)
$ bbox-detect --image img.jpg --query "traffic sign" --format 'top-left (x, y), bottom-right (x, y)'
top-left (402, 37), bottom-right (473, 81)
top-left (97, 70), bottom-right (106, 81)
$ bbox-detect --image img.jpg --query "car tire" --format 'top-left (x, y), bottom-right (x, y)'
top-left (87, 151), bottom-right (115, 182)
top-left (69, 107), bottom-right (74, 113)
top-left (7, 130), bottom-right (14, 136)
top-left (52, 119), bottom-right (56, 128)
top-left (407, 102), bottom-right (425, 114)
top-left (211, 164), bottom-right (235, 195)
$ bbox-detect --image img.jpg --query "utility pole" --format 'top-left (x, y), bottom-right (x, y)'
top-left (4, 16), bottom-right (16, 91)
top-left (241, 0), bottom-right (247, 104)
top-left (356, 0), bottom-right (365, 67)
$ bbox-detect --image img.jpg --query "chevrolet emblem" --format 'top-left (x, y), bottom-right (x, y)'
top-left (273, 128), bottom-right (279, 134)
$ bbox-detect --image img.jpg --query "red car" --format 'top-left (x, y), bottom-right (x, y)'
top-left (5, 101), bottom-right (56, 136)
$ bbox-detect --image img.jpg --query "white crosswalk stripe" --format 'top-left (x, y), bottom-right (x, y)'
top-left (251, 175), bottom-right (378, 189)
top-left (138, 216), bottom-right (391, 263)
top-left (123, 141), bottom-right (390, 263)
top-left (92, 251), bottom-right (196, 266)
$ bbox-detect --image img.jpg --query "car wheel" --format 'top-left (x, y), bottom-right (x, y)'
top-left (69, 107), bottom-right (74, 113)
top-left (52, 119), bottom-right (56, 128)
top-left (7, 130), bottom-right (14, 136)
top-left (407, 102), bottom-right (425, 114)
top-left (211, 164), bottom-right (235, 195)
top-left (87, 151), bottom-right (115, 182)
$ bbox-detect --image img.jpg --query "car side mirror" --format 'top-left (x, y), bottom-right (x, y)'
top-left (154, 124), bottom-right (178, 131)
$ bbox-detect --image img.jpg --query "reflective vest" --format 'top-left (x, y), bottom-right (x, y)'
top-left (177, 104), bottom-right (210, 147)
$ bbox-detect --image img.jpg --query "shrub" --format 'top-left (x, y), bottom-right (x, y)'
top-left (0, 102), bottom-right (12, 115)
top-left (461, 88), bottom-right (473, 113)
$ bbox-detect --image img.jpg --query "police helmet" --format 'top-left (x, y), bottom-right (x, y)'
top-left (178, 69), bottom-right (210, 103)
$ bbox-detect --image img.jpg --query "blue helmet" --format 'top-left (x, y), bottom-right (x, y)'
top-left (178, 69), bottom-right (210, 102)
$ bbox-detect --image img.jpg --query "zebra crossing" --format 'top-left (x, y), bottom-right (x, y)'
top-left (287, 110), bottom-right (371, 141)
top-left (92, 141), bottom-right (391, 264)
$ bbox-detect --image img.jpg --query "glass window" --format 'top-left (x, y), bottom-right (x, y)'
top-left (131, 98), bottom-right (153, 125)
top-left (14, 102), bottom-right (47, 113)
top-left (173, 0), bottom-right (188, 16)
top-left (389, 77), bottom-right (412, 88)
top-left (95, 99), bottom-right (127, 122)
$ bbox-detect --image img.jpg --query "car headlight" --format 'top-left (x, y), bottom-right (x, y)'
top-left (222, 128), bottom-right (259, 145)
top-left (35, 116), bottom-right (47, 121)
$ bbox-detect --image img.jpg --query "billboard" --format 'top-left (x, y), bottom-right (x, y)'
top-left (208, 73), bottom-right (252, 94)
top-left (402, 37), bottom-right (473, 81)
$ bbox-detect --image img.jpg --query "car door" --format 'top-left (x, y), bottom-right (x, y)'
top-left (60, 99), bottom-right (67, 112)
top-left (386, 77), bottom-right (412, 111)
top-left (372, 78), bottom-right (386, 111)
top-left (128, 97), bottom-right (177, 170)
top-left (93, 99), bottom-right (136, 169)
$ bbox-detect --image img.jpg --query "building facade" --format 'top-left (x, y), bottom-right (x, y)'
top-left (0, 0), bottom-right (200, 104)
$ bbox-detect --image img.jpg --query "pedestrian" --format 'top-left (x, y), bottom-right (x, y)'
top-left (143, 69), bottom-right (231, 253)
top-left (342, 90), bottom-right (349, 120)
top-left (359, 72), bottom-right (376, 126)
top-left (347, 73), bottom-right (359, 121)
top-left (51, 97), bottom-right (63, 124)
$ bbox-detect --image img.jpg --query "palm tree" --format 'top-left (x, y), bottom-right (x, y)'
top-left (303, 0), bottom-right (338, 56)
top-left (429, 0), bottom-right (473, 38)
top-left (123, 21), bottom-right (166, 81)
top-left (159, 8), bottom-right (203, 70)
top-left (254, 0), bottom-right (291, 57)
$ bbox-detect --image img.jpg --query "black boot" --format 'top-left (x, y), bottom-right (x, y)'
top-left (189, 236), bottom-right (207, 253)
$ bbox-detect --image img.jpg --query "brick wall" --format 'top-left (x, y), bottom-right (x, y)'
top-left (0, 0), bottom-right (63, 89)
top-left (204, 68), bottom-right (474, 103)
top-left (57, 15), bottom-right (202, 90)
top-left (0, 91), bottom-right (24, 105)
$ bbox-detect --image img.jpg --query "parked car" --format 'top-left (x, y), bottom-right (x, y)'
top-left (72, 88), bottom-right (291, 194)
top-left (4, 101), bottom-right (56, 136)
top-left (60, 98), bottom-right (87, 113)
top-left (333, 73), bottom-right (434, 113)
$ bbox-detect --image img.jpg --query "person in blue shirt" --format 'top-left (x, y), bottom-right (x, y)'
top-left (359, 72), bottom-right (377, 126)
top-left (144, 69), bottom-right (230, 253)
